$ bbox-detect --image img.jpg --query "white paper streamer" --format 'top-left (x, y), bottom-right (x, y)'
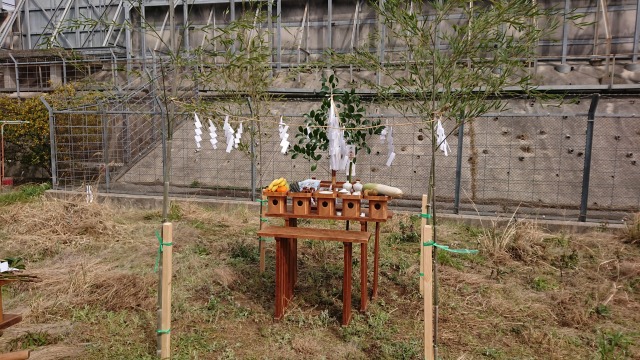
top-left (208, 119), bottom-right (218, 149)
top-left (223, 115), bottom-right (235, 153)
top-left (278, 116), bottom-right (290, 154)
top-left (380, 123), bottom-right (389, 143)
top-left (234, 122), bottom-right (243, 148)
top-left (194, 112), bottom-right (203, 149)
top-left (0, 262), bottom-right (18, 272)
top-left (86, 185), bottom-right (93, 203)
top-left (327, 98), bottom-right (349, 172)
top-left (386, 125), bottom-right (396, 166)
top-left (436, 118), bottom-right (451, 156)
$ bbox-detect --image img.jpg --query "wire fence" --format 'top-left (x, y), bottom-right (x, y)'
top-left (20, 53), bottom-right (634, 222)
top-left (46, 87), bottom-right (640, 222)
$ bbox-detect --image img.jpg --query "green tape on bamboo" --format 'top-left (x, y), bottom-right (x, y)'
top-left (154, 231), bottom-right (173, 272)
top-left (157, 328), bottom-right (171, 334)
top-left (423, 241), bottom-right (478, 254)
top-left (420, 213), bottom-right (431, 219)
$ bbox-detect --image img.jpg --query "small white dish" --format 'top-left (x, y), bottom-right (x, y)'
top-left (318, 190), bottom-right (334, 195)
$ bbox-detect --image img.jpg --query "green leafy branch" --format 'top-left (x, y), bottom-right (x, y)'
top-left (289, 73), bottom-right (383, 172)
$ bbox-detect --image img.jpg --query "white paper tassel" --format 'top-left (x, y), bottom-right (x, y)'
top-left (327, 98), bottom-right (349, 172)
top-left (386, 126), bottom-right (396, 166)
top-left (208, 119), bottom-right (218, 149)
top-left (380, 124), bottom-right (389, 143)
top-left (86, 185), bottom-right (93, 203)
top-left (278, 116), bottom-right (290, 154)
top-left (234, 122), bottom-right (243, 149)
top-left (435, 118), bottom-right (451, 156)
top-left (194, 112), bottom-right (203, 148)
top-left (223, 115), bottom-right (235, 153)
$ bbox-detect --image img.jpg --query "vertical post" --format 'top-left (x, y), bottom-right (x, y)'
top-left (247, 97), bottom-right (256, 201)
top-left (453, 122), bottom-right (464, 214)
top-left (25, 0), bottom-right (32, 49)
top-left (554, 0), bottom-right (571, 73)
top-left (259, 195), bottom-right (266, 273)
top-left (0, 284), bottom-right (4, 320)
top-left (141, 3), bottom-right (147, 61)
top-left (420, 195), bottom-right (428, 294)
top-left (579, 94), bottom-right (600, 222)
top-left (159, 222), bottom-right (173, 360)
top-left (268, 0), bottom-right (273, 72)
top-left (328, 0), bottom-right (332, 49)
top-left (342, 241), bottom-right (352, 326)
top-left (276, 0), bottom-right (281, 69)
top-left (360, 221), bottom-right (367, 311)
top-left (74, 0), bottom-right (80, 45)
top-left (230, 0), bottom-right (236, 52)
top-left (372, 221), bottom-right (380, 299)
top-left (562, 0), bottom-right (569, 64)
top-left (183, 0), bottom-right (189, 51)
top-left (41, 97), bottom-right (56, 188)
top-left (101, 110), bottom-right (110, 191)
top-left (125, 3), bottom-right (132, 77)
top-left (0, 124), bottom-right (4, 183)
top-left (10, 54), bottom-right (19, 98)
top-left (377, 0), bottom-right (385, 86)
top-left (422, 224), bottom-right (434, 360)
top-left (633, 0), bottom-right (640, 63)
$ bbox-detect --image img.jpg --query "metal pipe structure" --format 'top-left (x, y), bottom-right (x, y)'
top-left (579, 93), bottom-right (600, 222)
top-left (0, 120), bottom-right (29, 186)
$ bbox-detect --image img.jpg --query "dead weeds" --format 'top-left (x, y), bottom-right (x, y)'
top-left (0, 195), bottom-right (638, 359)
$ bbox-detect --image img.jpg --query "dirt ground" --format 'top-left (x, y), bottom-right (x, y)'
top-left (0, 190), bottom-right (639, 359)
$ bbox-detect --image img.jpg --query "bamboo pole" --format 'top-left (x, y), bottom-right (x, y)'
top-left (0, 350), bottom-right (30, 360)
top-left (160, 222), bottom-right (173, 359)
top-left (422, 223), bottom-right (434, 360)
top-left (259, 194), bottom-right (267, 273)
top-left (420, 195), bottom-right (428, 294)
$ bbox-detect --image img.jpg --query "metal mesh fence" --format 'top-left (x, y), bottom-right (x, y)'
top-left (49, 96), bottom-right (640, 222)
top-left (35, 57), bottom-right (639, 222)
top-left (590, 115), bottom-right (640, 211)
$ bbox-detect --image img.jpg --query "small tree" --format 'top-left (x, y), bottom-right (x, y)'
top-left (289, 73), bottom-right (384, 178)
top-left (336, 0), bottom-right (574, 355)
top-left (339, 0), bottom-right (567, 224)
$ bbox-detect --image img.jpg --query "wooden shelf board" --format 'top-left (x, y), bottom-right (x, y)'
top-left (0, 314), bottom-right (22, 330)
top-left (258, 226), bottom-right (371, 243)
top-left (265, 207), bottom-right (393, 221)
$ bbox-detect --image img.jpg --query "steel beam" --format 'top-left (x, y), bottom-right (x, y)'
top-left (183, 0), bottom-right (190, 51)
top-left (277, 0), bottom-right (281, 69)
top-left (102, 0), bottom-right (124, 46)
top-left (50, 0), bottom-right (74, 46)
top-left (633, 0), bottom-right (640, 63)
top-left (328, 0), bottom-right (332, 49)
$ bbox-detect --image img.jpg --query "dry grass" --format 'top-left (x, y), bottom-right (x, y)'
top-left (0, 193), bottom-right (638, 359)
top-left (620, 213), bottom-right (640, 245)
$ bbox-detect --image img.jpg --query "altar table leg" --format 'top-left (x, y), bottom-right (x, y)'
top-left (360, 221), bottom-right (368, 312)
top-left (274, 238), bottom-right (285, 320)
top-left (373, 222), bottom-right (381, 300)
top-left (287, 218), bottom-right (298, 288)
top-left (342, 242), bottom-right (353, 326)
top-left (286, 238), bottom-right (294, 305)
